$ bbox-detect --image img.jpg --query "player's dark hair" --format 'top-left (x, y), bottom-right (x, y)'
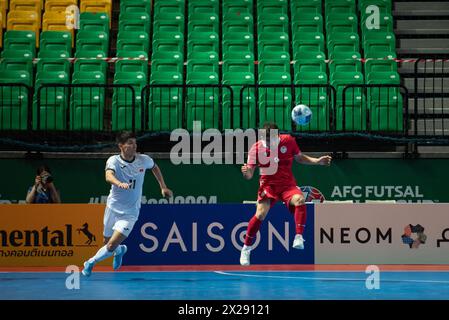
top-left (116, 131), bottom-right (136, 144)
top-left (36, 165), bottom-right (51, 175)
top-left (262, 122), bottom-right (279, 130)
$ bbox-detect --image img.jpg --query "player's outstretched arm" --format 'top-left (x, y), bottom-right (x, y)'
top-left (241, 163), bottom-right (255, 180)
top-left (105, 169), bottom-right (130, 189)
top-left (151, 164), bottom-right (173, 198)
top-left (294, 154), bottom-right (332, 166)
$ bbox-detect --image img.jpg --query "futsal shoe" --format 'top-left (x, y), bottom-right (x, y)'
top-left (240, 246), bottom-right (251, 266)
top-left (82, 261), bottom-right (94, 277)
top-left (113, 245), bottom-right (127, 270)
top-left (292, 234), bottom-right (305, 250)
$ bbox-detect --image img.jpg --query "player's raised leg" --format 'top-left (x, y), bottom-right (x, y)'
top-left (289, 193), bottom-right (307, 249)
top-left (82, 231), bottom-right (127, 276)
top-left (240, 199), bottom-right (271, 266)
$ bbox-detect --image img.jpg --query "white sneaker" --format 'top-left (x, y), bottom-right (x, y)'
top-left (82, 260), bottom-right (94, 277)
top-left (240, 246), bottom-right (251, 266)
top-left (113, 245), bottom-right (127, 270)
top-left (292, 234), bottom-right (305, 250)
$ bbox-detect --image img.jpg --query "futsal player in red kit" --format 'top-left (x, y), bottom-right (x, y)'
top-left (240, 122), bottom-right (332, 266)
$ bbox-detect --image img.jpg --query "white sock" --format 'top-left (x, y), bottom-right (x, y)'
top-left (88, 245), bottom-right (117, 264)
top-left (242, 245), bottom-right (252, 251)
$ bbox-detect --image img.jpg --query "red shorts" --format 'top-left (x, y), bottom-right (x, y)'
top-left (257, 183), bottom-right (303, 212)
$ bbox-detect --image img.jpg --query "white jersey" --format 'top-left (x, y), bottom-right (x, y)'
top-left (105, 153), bottom-right (155, 215)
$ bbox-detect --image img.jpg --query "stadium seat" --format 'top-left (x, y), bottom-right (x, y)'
top-left (118, 13), bottom-right (150, 34)
top-left (112, 72), bottom-right (146, 131)
top-left (80, 0), bottom-right (112, 22)
top-left (120, 0), bottom-right (151, 15)
top-left (40, 31), bottom-right (72, 54)
top-left (3, 31), bottom-right (36, 58)
top-left (186, 72), bottom-right (220, 130)
top-left (79, 12), bottom-right (110, 33)
top-left (0, 70), bottom-right (31, 130)
top-left (148, 72), bottom-right (183, 131)
top-left (71, 71), bottom-right (106, 130)
top-left (45, 0), bottom-right (78, 13)
top-left (7, 11), bottom-right (40, 46)
top-left (331, 72), bottom-right (366, 131)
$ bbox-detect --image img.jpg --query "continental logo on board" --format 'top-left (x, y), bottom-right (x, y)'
top-left (0, 222), bottom-right (98, 258)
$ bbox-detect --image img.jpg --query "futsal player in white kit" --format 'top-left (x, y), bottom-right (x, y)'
top-left (82, 131), bottom-right (173, 276)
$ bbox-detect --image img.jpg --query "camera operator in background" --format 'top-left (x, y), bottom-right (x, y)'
top-left (26, 165), bottom-right (61, 204)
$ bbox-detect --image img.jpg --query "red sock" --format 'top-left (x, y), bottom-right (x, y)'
top-left (244, 215), bottom-right (262, 246)
top-left (294, 205), bottom-right (307, 235)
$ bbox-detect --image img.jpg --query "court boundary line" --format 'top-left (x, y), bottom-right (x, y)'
top-left (213, 271), bottom-right (449, 284)
top-left (1, 264), bottom-right (449, 273)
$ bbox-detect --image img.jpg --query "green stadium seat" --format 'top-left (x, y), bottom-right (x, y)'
top-left (74, 58), bottom-right (107, 75)
top-left (153, 13), bottom-right (185, 33)
top-left (154, 0), bottom-right (184, 16)
top-left (328, 33), bottom-right (360, 58)
top-left (151, 51), bottom-right (183, 61)
top-left (366, 71), bottom-right (403, 131)
top-left (223, 1), bottom-right (253, 16)
top-left (258, 0), bottom-right (288, 15)
top-left (329, 59), bottom-right (362, 78)
top-left (331, 72), bottom-right (366, 131)
top-left (293, 32), bottom-right (325, 57)
top-left (3, 31), bottom-right (36, 58)
top-left (70, 71), bottom-right (106, 130)
top-left (120, 0), bottom-right (152, 15)
top-left (326, 17), bottom-right (358, 35)
top-left (116, 59), bottom-right (148, 77)
top-left (365, 59), bottom-right (397, 73)
top-left (188, 13), bottom-right (219, 33)
top-left (189, 0), bottom-right (219, 15)
top-left (294, 59), bottom-right (326, 75)
top-left (223, 19), bottom-right (253, 33)
top-left (292, 14), bottom-right (323, 34)
top-left (33, 71), bottom-right (69, 130)
top-left (187, 57), bottom-right (219, 74)
top-left (0, 58), bottom-right (33, 81)
top-left (222, 71), bottom-right (256, 129)
top-left (36, 58), bottom-right (70, 75)
top-left (0, 70), bottom-right (30, 130)
top-left (117, 31), bottom-right (149, 54)
top-left (188, 33), bottom-right (219, 55)
top-left (186, 72), bottom-right (220, 130)
top-left (291, 0), bottom-right (322, 16)
top-left (38, 49), bottom-right (70, 59)
top-left (148, 72), bottom-right (183, 131)
top-left (112, 71), bottom-right (146, 130)
top-left (258, 14), bottom-right (289, 33)
top-left (151, 60), bottom-right (182, 77)
top-left (258, 32), bottom-right (289, 54)
top-left (79, 12), bottom-right (110, 33)
top-left (152, 37), bottom-right (184, 54)
top-left (40, 31), bottom-right (72, 55)
top-left (359, 0), bottom-right (392, 15)
top-left (76, 30), bottom-right (109, 54)
top-left (118, 13), bottom-right (150, 34)
top-left (325, 0), bottom-right (356, 16)
top-left (361, 14), bottom-right (393, 34)
top-left (364, 37), bottom-right (395, 58)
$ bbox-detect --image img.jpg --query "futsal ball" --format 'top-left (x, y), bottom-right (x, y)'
top-left (291, 104), bottom-right (312, 126)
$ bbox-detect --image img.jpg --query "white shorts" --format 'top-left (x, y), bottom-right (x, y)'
top-left (103, 206), bottom-right (138, 238)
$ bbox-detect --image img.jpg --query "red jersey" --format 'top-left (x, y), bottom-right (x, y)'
top-left (247, 134), bottom-right (301, 186)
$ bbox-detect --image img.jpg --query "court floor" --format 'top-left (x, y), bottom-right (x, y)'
top-left (1, 265), bottom-right (449, 300)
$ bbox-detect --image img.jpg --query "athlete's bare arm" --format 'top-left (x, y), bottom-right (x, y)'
top-left (151, 164), bottom-right (173, 198)
top-left (241, 164), bottom-right (256, 180)
top-left (105, 169), bottom-right (130, 189)
top-left (294, 154), bottom-right (332, 166)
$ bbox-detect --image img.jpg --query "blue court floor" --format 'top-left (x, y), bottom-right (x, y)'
top-left (1, 271), bottom-right (449, 300)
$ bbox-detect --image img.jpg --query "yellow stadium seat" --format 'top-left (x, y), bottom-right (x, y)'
top-left (7, 11), bottom-right (40, 46)
top-left (45, 0), bottom-right (78, 13)
top-left (10, 0), bottom-right (43, 28)
top-left (0, 1), bottom-right (7, 28)
top-left (0, 0), bottom-right (8, 10)
top-left (80, 0), bottom-right (112, 19)
top-left (43, 11), bottom-right (75, 46)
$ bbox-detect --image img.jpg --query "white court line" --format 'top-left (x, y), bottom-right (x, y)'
top-left (214, 271), bottom-right (449, 284)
